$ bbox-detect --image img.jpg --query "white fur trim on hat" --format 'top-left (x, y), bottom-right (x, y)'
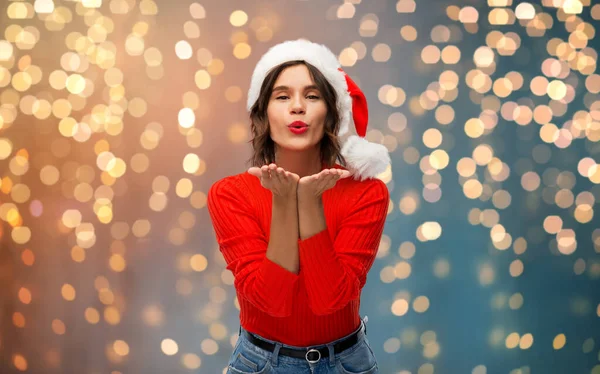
top-left (246, 38), bottom-right (352, 137)
top-left (341, 135), bottom-right (391, 181)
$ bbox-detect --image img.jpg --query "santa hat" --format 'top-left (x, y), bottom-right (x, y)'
top-left (246, 38), bottom-right (391, 181)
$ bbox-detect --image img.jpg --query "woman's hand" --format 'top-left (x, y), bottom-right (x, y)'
top-left (248, 163), bottom-right (300, 199)
top-left (297, 168), bottom-right (351, 201)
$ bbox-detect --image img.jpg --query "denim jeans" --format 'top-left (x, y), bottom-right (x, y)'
top-left (226, 315), bottom-right (378, 374)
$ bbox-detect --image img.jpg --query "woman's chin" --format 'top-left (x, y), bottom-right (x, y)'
top-left (279, 142), bottom-right (316, 152)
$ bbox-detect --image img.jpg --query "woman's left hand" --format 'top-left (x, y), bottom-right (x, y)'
top-left (298, 168), bottom-right (352, 200)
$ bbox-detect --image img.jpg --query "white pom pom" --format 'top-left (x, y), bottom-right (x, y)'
top-left (340, 135), bottom-right (391, 181)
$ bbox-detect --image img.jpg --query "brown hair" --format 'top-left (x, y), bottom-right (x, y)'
top-left (245, 60), bottom-right (347, 169)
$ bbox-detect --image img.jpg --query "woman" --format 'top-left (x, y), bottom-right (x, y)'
top-left (208, 39), bottom-right (391, 374)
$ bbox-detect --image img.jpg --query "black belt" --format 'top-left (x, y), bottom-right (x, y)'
top-left (242, 324), bottom-right (363, 363)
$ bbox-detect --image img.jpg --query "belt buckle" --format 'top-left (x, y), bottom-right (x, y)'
top-left (305, 348), bottom-right (321, 363)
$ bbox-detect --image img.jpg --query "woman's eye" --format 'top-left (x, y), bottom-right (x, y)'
top-left (308, 95), bottom-right (320, 99)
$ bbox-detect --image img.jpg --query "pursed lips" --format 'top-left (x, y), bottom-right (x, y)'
top-left (288, 121), bottom-right (308, 128)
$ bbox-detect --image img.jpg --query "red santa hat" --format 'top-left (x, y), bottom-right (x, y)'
top-left (246, 38), bottom-right (391, 181)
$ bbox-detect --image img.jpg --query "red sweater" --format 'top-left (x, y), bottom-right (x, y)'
top-left (207, 163), bottom-right (389, 346)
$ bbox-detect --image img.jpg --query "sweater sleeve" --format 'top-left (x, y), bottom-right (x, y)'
top-left (207, 176), bottom-right (300, 318)
top-left (297, 179), bottom-right (389, 316)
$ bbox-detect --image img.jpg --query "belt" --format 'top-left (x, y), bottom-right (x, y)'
top-left (242, 323), bottom-right (364, 364)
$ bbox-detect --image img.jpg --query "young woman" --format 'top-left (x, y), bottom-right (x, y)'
top-left (208, 39), bottom-right (391, 374)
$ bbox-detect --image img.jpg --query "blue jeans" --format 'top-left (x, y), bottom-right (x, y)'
top-left (226, 315), bottom-right (378, 374)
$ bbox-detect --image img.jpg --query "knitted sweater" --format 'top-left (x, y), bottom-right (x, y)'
top-left (207, 163), bottom-right (389, 347)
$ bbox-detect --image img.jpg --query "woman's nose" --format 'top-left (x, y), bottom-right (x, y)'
top-left (290, 97), bottom-right (305, 114)
top-left (290, 95), bottom-right (304, 113)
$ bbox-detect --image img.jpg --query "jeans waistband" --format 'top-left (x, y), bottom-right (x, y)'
top-left (239, 315), bottom-right (368, 349)
top-left (238, 315), bottom-right (369, 366)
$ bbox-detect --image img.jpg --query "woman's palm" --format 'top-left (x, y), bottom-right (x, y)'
top-left (248, 164), bottom-right (299, 198)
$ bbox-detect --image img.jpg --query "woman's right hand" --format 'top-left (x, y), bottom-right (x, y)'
top-left (247, 163), bottom-right (300, 199)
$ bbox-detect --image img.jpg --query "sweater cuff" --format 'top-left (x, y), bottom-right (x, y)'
top-left (261, 256), bottom-right (300, 287)
top-left (297, 229), bottom-right (332, 251)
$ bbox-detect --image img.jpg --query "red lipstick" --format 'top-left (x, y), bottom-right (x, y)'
top-left (288, 121), bottom-right (309, 135)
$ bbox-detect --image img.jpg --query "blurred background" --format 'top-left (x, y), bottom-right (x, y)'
top-left (1, 0), bottom-right (600, 373)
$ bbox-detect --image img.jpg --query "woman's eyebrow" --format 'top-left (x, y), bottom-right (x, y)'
top-left (272, 84), bottom-right (320, 93)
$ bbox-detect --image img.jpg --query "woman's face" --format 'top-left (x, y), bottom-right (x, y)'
top-left (267, 64), bottom-right (327, 152)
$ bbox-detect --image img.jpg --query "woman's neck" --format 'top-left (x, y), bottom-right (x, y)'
top-left (274, 149), bottom-right (324, 178)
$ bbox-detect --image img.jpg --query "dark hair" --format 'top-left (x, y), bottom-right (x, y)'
top-left (245, 60), bottom-right (347, 169)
